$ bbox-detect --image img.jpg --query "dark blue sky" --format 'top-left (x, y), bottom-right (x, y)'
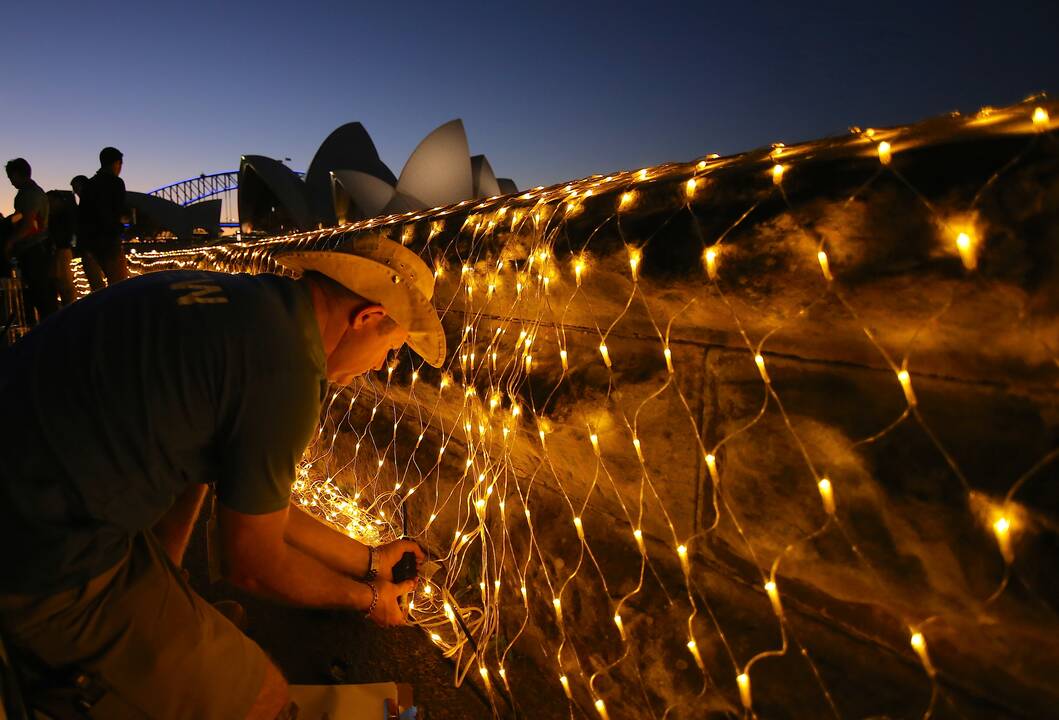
top-left (3, 0), bottom-right (1057, 214)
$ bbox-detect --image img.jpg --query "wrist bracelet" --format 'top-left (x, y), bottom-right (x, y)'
top-left (363, 581), bottom-right (379, 618)
top-left (365, 545), bottom-right (378, 580)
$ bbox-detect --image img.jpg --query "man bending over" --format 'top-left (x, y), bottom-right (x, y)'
top-left (0, 237), bottom-right (447, 718)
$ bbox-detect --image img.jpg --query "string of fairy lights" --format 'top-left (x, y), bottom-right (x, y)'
top-left (77, 99), bottom-right (1056, 718)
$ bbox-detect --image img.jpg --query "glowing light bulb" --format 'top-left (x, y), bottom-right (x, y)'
top-left (818, 250), bottom-right (833, 282)
top-left (705, 453), bottom-right (719, 484)
top-left (897, 369), bottom-right (917, 407)
top-left (818, 478), bottom-right (836, 515)
top-left (993, 515), bottom-right (1013, 562)
top-left (574, 256), bottom-right (586, 286)
top-left (614, 613), bottom-right (626, 640)
top-left (910, 631), bottom-right (935, 677)
top-left (1033, 106), bottom-right (1049, 129)
top-left (630, 437), bottom-right (643, 463)
top-left (633, 528), bottom-right (644, 552)
top-left (737, 672), bottom-right (752, 709)
top-left (687, 638), bottom-right (704, 669)
top-left (573, 516), bottom-right (585, 539)
top-left (877, 141), bottom-right (892, 165)
top-left (677, 543), bottom-right (689, 574)
top-left (956, 231), bottom-right (978, 270)
top-left (765, 580), bottom-right (783, 616)
top-left (560, 348), bottom-right (569, 371)
top-left (559, 675), bottom-right (571, 698)
top-left (662, 345), bottom-right (674, 373)
top-left (552, 596), bottom-right (562, 622)
top-left (685, 178), bottom-right (698, 197)
top-left (619, 191), bottom-right (635, 209)
top-left (627, 247), bottom-right (642, 281)
top-left (754, 353), bottom-right (770, 383)
top-left (599, 342), bottom-right (612, 368)
top-left (498, 667), bottom-right (506, 681)
top-left (590, 432), bottom-right (601, 455)
top-left (594, 698), bottom-right (609, 720)
top-left (772, 164), bottom-right (785, 185)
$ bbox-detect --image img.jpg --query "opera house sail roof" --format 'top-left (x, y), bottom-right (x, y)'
top-left (238, 119), bottom-right (518, 234)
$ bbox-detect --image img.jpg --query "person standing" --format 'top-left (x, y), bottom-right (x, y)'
top-left (46, 190), bottom-right (78, 305)
top-left (3, 158), bottom-right (58, 321)
top-left (70, 175), bottom-right (106, 291)
top-left (84, 146), bottom-right (129, 285)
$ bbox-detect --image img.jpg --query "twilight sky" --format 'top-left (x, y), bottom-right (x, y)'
top-left (2, 0), bottom-right (1057, 215)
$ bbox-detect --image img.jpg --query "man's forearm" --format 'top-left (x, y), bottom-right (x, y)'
top-left (284, 503), bottom-right (370, 578)
top-left (153, 483), bottom-right (209, 566)
top-left (232, 539), bottom-right (372, 611)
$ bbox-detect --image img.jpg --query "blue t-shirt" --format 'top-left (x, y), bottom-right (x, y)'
top-left (0, 270), bottom-right (327, 593)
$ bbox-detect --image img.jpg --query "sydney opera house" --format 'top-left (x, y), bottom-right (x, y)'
top-left (139, 119), bottom-right (516, 240)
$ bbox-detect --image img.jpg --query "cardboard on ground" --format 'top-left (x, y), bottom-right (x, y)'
top-left (288, 682), bottom-right (413, 719)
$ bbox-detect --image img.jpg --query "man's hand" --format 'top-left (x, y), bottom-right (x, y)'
top-left (367, 578), bottom-right (418, 627)
top-left (373, 539), bottom-right (426, 582)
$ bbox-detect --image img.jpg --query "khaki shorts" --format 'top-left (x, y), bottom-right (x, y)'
top-left (0, 532), bottom-right (267, 719)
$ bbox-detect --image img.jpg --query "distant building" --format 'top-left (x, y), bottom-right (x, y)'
top-left (126, 192), bottom-right (221, 241)
top-left (238, 119), bottom-right (517, 234)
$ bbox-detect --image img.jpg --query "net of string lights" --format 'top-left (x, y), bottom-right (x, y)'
top-left (111, 97), bottom-right (1059, 718)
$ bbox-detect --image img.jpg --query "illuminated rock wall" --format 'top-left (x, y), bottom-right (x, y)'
top-left (127, 100), bottom-right (1059, 719)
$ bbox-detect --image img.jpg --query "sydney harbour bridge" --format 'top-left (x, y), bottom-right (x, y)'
top-left (147, 170), bottom-right (243, 229)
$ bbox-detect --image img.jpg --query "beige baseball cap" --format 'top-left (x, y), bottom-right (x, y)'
top-left (275, 237), bottom-right (447, 368)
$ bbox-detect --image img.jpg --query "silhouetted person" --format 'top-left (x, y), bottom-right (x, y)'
top-left (70, 175), bottom-right (105, 291)
top-left (82, 147), bottom-right (129, 286)
top-left (4, 159), bottom-right (58, 321)
top-left (46, 190), bottom-right (78, 306)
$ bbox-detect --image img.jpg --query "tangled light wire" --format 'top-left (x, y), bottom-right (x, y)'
top-left (111, 99), bottom-right (1057, 719)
